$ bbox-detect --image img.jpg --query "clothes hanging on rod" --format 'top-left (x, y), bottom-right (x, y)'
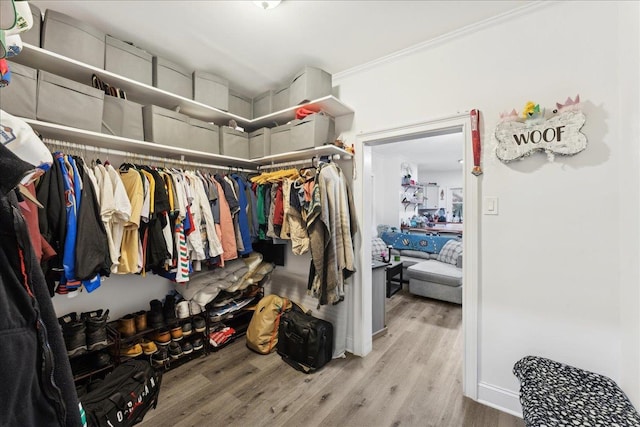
top-left (36, 139), bottom-right (257, 297)
top-left (249, 158), bottom-right (357, 305)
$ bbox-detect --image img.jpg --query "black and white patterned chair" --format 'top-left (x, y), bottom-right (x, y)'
top-left (513, 356), bottom-right (640, 427)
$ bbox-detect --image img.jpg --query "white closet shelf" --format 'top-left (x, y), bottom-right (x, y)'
top-left (254, 145), bottom-right (353, 165)
top-left (12, 44), bottom-right (354, 129)
top-left (250, 96), bottom-right (354, 128)
top-left (24, 119), bottom-right (256, 168)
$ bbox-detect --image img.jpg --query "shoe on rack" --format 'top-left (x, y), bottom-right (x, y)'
top-left (81, 309), bottom-right (110, 351)
top-left (192, 337), bottom-right (204, 351)
top-left (147, 310), bottom-right (164, 329)
top-left (117, 314), bottom-right (136, 338)
top-left (170, 325), bottom-right (183, 342)
top-left (151, 347), bottom-right (169, 367)
top-left (189, 300), bottom-right (203, 315)
top-left (176, 300), bottom-right (190, 319)
top-left (182, 341), bottom-right (193, 355)
top-left (151, 328), bottom-right (171, 346)
top-left (134, 310), bottom-right (147, 332)
top-left (181, 322), bottom-right (193, 337)
top-left (193, 316), bottom-right (206, 333)
top-left (59, 313), bottom-right (87, 357)
top-left (120, 343), bottom-right (143, 358)
top-left (141, 339), bottom-right (158, 355)
top-left (163, 294), bottom-right (177, 325)
top-left (148, 299), bottom-right (164, 328)
top-left (208, 326), bottom-right (235, 348)
top-left (168, 342), bottom-right (183, 359)
top-left (92, 351), bottom-right (111, 369)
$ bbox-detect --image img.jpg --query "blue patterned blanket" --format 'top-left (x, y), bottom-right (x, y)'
top-left (380, 232), bottom-right (457, 254)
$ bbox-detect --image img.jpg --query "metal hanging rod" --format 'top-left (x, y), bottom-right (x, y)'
top-left (258, 154), bottom-right (342, 170)
top-left (42, 138), bottom-right (258, 173)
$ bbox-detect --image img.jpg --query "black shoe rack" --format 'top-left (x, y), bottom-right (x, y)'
top-left (70, 284), bottom-right (265, 383)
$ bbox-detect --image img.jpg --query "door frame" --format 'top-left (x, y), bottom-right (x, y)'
top-left (353, 111), bottom-right (480, 399)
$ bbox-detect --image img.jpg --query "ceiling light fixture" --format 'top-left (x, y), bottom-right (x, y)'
top-left (253, 1), bottom-right (281, 10)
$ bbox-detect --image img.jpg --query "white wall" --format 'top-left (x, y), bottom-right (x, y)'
top-left (371, 151), bottom-right (401, 229)
top-left (335, 1), bottom-right (640, 413)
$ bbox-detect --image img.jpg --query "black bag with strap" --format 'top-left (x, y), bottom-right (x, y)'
top-left (81, 360), bottom-right (162, 427)
top-left (277, 308), bottom-right (333, 373)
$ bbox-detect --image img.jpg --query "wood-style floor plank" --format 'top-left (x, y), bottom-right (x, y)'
top-left (138, 290), bottom-right (524, 427)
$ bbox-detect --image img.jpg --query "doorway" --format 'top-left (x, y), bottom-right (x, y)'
top-left (354, 112), bottom-right (480, 399)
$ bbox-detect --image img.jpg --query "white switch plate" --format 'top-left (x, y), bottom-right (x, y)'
top-left (484, 197), bottom-right (499, 215)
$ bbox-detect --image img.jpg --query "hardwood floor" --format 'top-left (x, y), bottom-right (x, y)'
top-left (139, 290), bottom-right (524, 427)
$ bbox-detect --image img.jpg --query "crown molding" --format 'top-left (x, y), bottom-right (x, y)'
top-left (333, 1), bottom-right (552, 82)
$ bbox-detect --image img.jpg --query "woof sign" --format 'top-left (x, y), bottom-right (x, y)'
top-left (495, 96), bottom-right (587, 162)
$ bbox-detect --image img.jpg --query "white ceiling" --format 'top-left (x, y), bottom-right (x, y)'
top-left (373, 132), bottom-right (463, 173)
top-left (31, 0), bottom-right (529, 97)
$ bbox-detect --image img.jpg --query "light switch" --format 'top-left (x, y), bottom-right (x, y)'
top-left (484, 197), bottom-right (498, 215)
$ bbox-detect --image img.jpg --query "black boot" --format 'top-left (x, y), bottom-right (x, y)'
top-left (148, 299), bottom-right (164, 329)
top-left (81, 309), bottom-right (110, 351)
top-left (163, 294), bottom-right (177, 325)
top-left (58, 312), bottom-right (87, 357)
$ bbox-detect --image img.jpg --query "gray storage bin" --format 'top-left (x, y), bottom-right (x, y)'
top-left (102, 96), bottom-right (144, 140)
top-left (1, 61), bottom-right (37, 119)
top-left (187, 117), bottom-right (219, 154)
top-left (289, 66), bottom-right (332, 106)
top-left (249, 127), bottom-right (271, 159)
top-left (42, 9), bottom-right (105, 68)
top-left (273, 85), bottom-right (290, 112)
top-left (269, 122), bottom-right (296, 155)
top-left (228, 90), bottom-right (252, 119)
top-left (105, 36), bottom-right (152, 86)
top-left (193, 71), bottom-right (229, 111)
top-left (37, 71), bottom-right (104, 132)
top-left (220, 127), bottom-right (249, 158)
top-left (252, 90), bottom-right (273, 118)
top-left (153, 56), bottom-right (192, 99)
top-left (290, 113), bottom-right (335, 150)
top-left (142, 105), bottom-right (190, 146)
top-left (21, 3), bottom-right (41, 47)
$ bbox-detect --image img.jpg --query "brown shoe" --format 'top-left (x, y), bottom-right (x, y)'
top-left (170, 325), bottom-right (183, 342)
top-left (135, 310), bottom-right (147, 332)
top-left (117, 314), bottom-right (136, 337)
top-left (152, 328), bottom-right (171, 346)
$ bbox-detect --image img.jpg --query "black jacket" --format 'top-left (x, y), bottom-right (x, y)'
top-left (0, 144), bottom-right (81, 426)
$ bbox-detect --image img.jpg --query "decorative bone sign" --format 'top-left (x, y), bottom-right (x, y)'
top-left (495, 95), bottom-right (587, 162)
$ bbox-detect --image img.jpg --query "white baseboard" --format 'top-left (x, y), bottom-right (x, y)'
top-left (477, 382), bottom-right (523, 418)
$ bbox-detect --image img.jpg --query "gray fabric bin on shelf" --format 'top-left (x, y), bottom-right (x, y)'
top-left (290, 113), bottom-right (335, 150)
top-left (220, 127), bottom-right (249, 159)
top-left (1, 62), bottom-right (37, 119)
top-left (42, 9), bottom-right (105, 68)
top-left (269, 122), bottom-right (296, 155)
top-left (105, 36), bottom-right (152, 86)
top-left (193, 71), bottom-right (229, 111)
top-left (36, 71), bottom-right (104, 132)
top-left (273, 85), bottom-right (290, 112)
top-left (252, 90), bottom-right (273, 118)
top-left (142, 105), bottom-right (190, 146)
top-left (289, 66), bottom-right (332, 106)
top-left (102, 96), bottom-right (144, 140)
top-left (249, 127), bottom-right (271, 159)
top-left (153, 56), bottom-right (192, 99)
top-left (187, 118), bottom-right (219, 154)
top-left (229, 90), bottom-right (252, 119)
top-left (21, 3), bottom-right (41, 47)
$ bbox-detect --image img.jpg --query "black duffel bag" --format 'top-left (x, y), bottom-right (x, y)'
top-left (277, 308), bottom-right (333, 373)
top-left (81, 360), bottom-right (162, 427)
